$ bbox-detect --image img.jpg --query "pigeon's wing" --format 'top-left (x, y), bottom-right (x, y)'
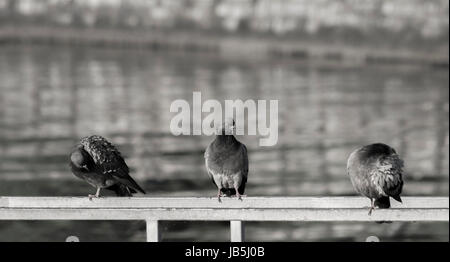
top-left (81, 136), bottom-right (146, 194)
top-left (207, 170), bottom-right (219, 189)
top-left (346, 148), bottom-right (374, 197)
top-left (204, 144), bottom-right (220, 188)
top-left (379, 154), bottom-right (404, 198)
top-left (237, 144), bottom-right (248, 194)
top-left (102, 154), bottom-right (146, 194)
top-left (241, 144), bottom-right (249, 179)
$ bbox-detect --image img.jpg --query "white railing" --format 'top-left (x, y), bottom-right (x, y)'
top-left (0, 196), bottom-right (448, 242)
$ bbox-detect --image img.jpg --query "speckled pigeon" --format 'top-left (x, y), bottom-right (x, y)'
top-left (70, 135), bottom-right (146, 199)
top-left (205, 118), bottom-right (249, 202)
top-left (347, 143), bottom-right (404, 215)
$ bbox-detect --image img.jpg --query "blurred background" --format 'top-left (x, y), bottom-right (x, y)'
top-left (0, 0), bottom-right (448, 241)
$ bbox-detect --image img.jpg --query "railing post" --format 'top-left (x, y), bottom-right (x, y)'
top-left (230, 220), bottom-right (245, 242)
top-left (146, 220), bottom-right (161, 242)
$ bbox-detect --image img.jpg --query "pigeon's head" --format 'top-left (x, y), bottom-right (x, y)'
top-left (218, 117), bottom-right (236, 135)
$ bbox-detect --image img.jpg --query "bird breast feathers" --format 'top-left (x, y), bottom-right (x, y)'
top-left (205, 145), bottom-right (248, 178)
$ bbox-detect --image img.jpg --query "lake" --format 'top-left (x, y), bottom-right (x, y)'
top-left (0, 44), bottom-right (448, 241)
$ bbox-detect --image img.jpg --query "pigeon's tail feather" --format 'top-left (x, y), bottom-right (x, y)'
top-left (221, 186), bottom-right (245, 197)
top-left (374, 196), bottom-right (391, 209)
top-left (115, 175), bottom-right (146, 194)
top-left (376, 220), bottom-right (393, 224)
top-left (392, 194), bottom-right (402, 203)
top-left (237, 182), bottom-right (246, 195)
top-left (221, 188), bottom-right (234, 197)
top-left (105, 184), bottom-right (135, 197)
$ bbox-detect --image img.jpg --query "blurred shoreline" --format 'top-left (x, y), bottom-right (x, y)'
top-left (1, 0), bottom-right (448, 67)
top-left (0, 25), bottom-right (448, 68)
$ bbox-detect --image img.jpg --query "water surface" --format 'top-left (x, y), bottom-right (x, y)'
top-left (0, 45), bottom-right (448, 241)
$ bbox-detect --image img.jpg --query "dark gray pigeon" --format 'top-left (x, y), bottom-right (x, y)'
top-left (70, 135), bottom-right (146, 199)
top-left (205, 118), bottom-right (249, 202)
top-left (347, 143), bottom-right (404, 215)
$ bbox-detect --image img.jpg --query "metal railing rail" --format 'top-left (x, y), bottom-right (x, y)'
top-left (0, 196), bottom-right (448, 242)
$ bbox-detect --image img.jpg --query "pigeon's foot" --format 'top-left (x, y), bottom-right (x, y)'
top-left (368, 199), bottom-right (375, 216)
top-left (217, 189), bottom-right (222, 203)
top-left (233, 186), bottom-right (243, 201)
top-left (235, 192), bottom-right (242, 201)
top-left (88, 194), bottom-right (98, 201)
top-left (89, 188), bottom-right (102, 201)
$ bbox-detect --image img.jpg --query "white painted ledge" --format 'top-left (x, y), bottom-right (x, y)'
top-left (1, 196), bottom-right (447, 242)
top-left (0, 196), bottom-right (447, 221)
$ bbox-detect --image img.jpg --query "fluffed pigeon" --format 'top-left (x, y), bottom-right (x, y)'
top-left (204, 118), bottom-right (249, 202)
top-left (70, 135), bottom-right (146, 199)
top-left (347, 143), bottom-right (404, 215)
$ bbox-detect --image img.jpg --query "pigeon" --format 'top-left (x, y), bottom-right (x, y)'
top-left (204, 118), bottom-right (249, 202)
top-left (347, 143), bottom-right (404, 215)
top-left (70, 135), bottom-right (146, 199)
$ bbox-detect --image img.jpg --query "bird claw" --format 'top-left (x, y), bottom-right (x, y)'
top-left (88, 194), bottom-right (98, 201)
top-left (368, 207), bottom-right (374, 216)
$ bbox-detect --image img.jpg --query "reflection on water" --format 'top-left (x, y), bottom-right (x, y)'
top-left (0, 45), bottom-right (448, 241)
